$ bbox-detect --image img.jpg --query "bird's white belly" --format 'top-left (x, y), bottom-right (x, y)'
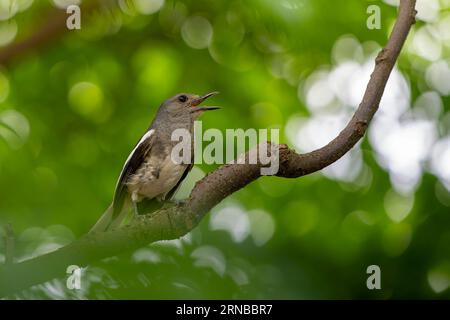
top-left (127, 155), bottom-right (187, 201)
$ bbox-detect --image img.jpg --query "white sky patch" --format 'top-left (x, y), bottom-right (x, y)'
top-left (413, 91), bottom-right (443, 120)
top-left (425, 60), bottom-right (450, 96)
top-left (415, 0), bottom-right (440, 23)
top-left (295, 111), bottom-right (351, 151)
top-left (430, 136), bottom-right (450, 191)
top-left (295, 34), bottom-right (446, 192)
top-left (302, 70), bottom-right (337, 113)
top-left (328, 61), bottom-right (361, 106)
top-left (369, 117), bottom-right (437, 194)
top-left (436, 13), bottom-right (450, 43)
top-left (331, 35), bottom-right (364, 64)
top-left (411, 26), bottom-right (442, 62)
top-left (293, 111), bottom-right (363, 182)
top-left (324, 149), bottom-right (363, 183)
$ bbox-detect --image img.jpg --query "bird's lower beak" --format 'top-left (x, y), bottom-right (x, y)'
top-left (191, 92), bottom-right (220, 112)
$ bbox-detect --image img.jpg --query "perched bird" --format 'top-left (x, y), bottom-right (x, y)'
top-left (90, 92), bottom-right (219, 232)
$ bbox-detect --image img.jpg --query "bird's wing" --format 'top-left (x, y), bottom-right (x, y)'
top-left (112, 129), bottom-right (155, 218)
top-left (165, 163), bottom-right (194, 201)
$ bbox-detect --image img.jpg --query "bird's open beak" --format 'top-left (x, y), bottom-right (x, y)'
top-left (191, 92), bottom-right (220, 112)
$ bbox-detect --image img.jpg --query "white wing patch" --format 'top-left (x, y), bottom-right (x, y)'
top-left (114, 129), bottom-right (155, 193)
top-left (122, 129), bottom-right (155, 170)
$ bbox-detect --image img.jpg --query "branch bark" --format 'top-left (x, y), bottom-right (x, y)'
top-left (0, 0), bottom-right (417, 297)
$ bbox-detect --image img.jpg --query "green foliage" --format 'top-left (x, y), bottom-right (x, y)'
top-left (0, 0), bottom-right (449, 299)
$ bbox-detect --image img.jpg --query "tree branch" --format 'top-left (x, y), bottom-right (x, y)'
top-left (0, 1), bottom-right (102, 66)
top-left (0, 9), bottom-right (67, 66)
top-left (0, 0), bottom-right (417, 297)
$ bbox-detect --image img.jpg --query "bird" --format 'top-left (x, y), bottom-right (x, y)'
top-left (90, 92), bottom-right (219, 233)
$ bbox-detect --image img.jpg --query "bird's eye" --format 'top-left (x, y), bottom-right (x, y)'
top-left (178, 95), bottom-right (188, 103)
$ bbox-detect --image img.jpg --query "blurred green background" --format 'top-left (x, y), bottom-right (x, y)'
top-left (0, 0), bottom-right (449, 299)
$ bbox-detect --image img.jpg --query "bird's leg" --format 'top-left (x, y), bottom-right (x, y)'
top-left (131, 192), bottom-right (140, 216)
top-left (173, 199), bottom-right (188, 206)
top-left (166, 210), bottom-right (174, 234)
top-left (133, 200), bottom-right (139, 216)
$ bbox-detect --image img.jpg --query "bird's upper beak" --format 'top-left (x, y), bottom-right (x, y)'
top-left (191, 92), bottom-right (220, 112)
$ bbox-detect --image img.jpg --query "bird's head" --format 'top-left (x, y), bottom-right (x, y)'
top-left (161, 92), bottom-right (220, 119)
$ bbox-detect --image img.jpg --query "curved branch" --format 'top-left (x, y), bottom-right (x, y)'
top-left (0, 0), bottom-right (417, 297)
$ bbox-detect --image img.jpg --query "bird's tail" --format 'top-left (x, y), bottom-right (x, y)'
top-left (89, 204), bottom-right (113, 233)
top-left (89, 200), bottom-right (132, 234)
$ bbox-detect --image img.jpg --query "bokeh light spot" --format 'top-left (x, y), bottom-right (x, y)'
top-left (415, 0), bottom-right (440, 23)
top-left (384, 189), bottom-right (414, 222)
top-left (332, 35), bottom-right (364, 64)
top-left (0, 109), bottom-right (30, 149)
top-left (430, 137), bottom-right (450, 191)
top-left (68, 82), bottom-right (105, 119)
top-left (210, 203), bottom-right (250, 243)
top-left (17, 0), bottom-right (34, 11)
top-left (412, 26), bottom-right (442, 61)
top-left (191, 245), bottom-right (226, 277)
top-left (0, 20), bottom-right (17, 46)
top-left (413, 91), bottom-right (443, 120)
top-left (181, 16), bottom-right (213, 49)
top-left (248, 210), bottom-right (275, 246)
top-left (132, 248), bottom-right (161, 264)
top-left (134, 0), bottom-right (164, 15)
top-left (52, 0), bottom-right (80, 9)
top-left (428, 262), bottom-right (450, 294)
top-left (0, 0), bottom-right (18, 20)
top-left (425, 60), bottom-right (450, 96)
top-left (302, 70), bottom-right (336, 112)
